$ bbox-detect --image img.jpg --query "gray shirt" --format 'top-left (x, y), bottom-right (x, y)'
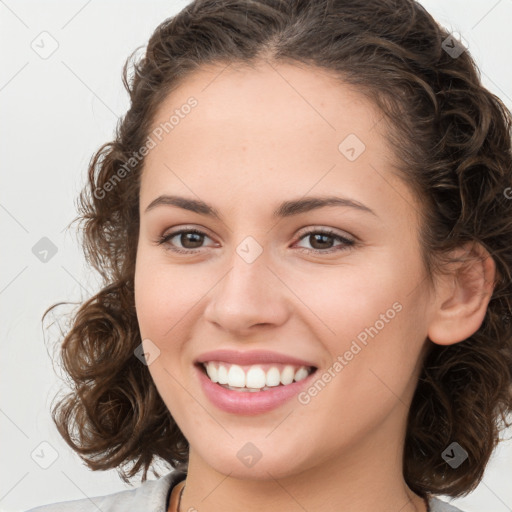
top-left (25, 470), bottom-right (467, 512)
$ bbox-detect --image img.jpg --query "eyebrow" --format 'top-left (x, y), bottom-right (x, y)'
top-left (144, 194), bottom-right (378, 219)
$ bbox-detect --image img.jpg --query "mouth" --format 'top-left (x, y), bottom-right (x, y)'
top-left (196, 361), bottom-right (318, 392)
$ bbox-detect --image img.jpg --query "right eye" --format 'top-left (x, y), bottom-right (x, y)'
top-left (157, 228), bottom-right (216, 254)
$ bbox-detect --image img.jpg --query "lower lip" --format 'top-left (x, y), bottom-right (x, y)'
top-left (195, 364), bottom-right (317, 415)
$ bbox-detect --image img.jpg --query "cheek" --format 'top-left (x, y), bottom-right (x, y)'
top-left (299, 256), bottom-right (424, 396)
top-left (286, 259), bottom-right (404, 345)
top-left (134, 252), bottom-right (208, 337)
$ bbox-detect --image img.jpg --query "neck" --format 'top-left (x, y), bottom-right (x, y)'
top-left (178, 410), bottom-right (427, 512)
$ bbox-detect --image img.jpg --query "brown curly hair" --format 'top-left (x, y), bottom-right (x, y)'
top-left (42, 0), bottom-right (512, 499)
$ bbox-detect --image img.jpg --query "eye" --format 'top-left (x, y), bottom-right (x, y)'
top-left (156, 228), bottom-right (216, 254)
top-left (294, 228), bottom-right (355, 254)
top-left (156, 227), bottom-right (356, 255)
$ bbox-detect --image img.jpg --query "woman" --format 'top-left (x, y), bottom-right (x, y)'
top-left (29, 0), bottom-right (512, 511)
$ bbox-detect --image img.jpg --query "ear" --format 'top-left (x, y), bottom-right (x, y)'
top-left (427, 241), bottom-right (497, 345)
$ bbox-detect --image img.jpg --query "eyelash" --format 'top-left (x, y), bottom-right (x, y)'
top-left (156, 227), bottom-right (356, 255)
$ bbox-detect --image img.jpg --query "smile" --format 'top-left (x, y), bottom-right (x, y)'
top-left (195, 362), bottom-right (318, 415)
top-left (201, 361), bottom-right (315, 391)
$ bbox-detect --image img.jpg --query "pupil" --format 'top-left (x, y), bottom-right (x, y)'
top-left (311, 234), bottom-right (332, 249)
top-left (182, 232), bottom-right (203, 248)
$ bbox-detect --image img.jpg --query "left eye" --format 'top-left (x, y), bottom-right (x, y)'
top-left (157, 228), bottom-right (355, 255)
top-left (295, 229), bottom-right (355, 253)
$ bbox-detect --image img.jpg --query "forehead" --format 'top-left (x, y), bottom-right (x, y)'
top-left (140, 61), bottom-right (419, 226)
top-left (147, 61), bottom-right (385, 154)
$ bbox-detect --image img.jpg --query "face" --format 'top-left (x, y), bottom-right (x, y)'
top-left (134, 61), bottom-right (434, 481)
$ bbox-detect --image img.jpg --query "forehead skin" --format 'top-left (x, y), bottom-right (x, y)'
top-left (139, 60), bottom-right (423, 249)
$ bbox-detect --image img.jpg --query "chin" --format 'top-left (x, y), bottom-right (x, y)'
top-left (195, 442), bottom-right (312, 481)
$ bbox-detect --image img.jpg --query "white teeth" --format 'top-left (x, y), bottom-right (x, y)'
top-left (294, 367), bottom-right (309, 382)
top-left (217, 365), bottom-right (228, 384)
top-left (203, 362), bottom-right (314, 390)
top-left (265, 367), bottom-right (281, 387)
top-left (246, 366), bottom-right (267, 388)
top-left (280, 365), bottom-right (295, 385)
top-left (227, 364), bottom-right (246, 387)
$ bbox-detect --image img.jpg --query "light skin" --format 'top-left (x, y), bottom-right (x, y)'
top-left (133, 60), bottom-right (496, 512)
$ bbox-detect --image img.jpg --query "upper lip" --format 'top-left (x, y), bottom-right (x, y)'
top-left (195, 349), bottom-right (317, 368)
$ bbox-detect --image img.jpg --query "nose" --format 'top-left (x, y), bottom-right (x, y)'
top-left (202, 248), bottom-right (291, 337)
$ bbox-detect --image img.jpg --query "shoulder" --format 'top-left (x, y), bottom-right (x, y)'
top-left (429, 496), bottom-right (468, 512)
top-left (24, 469), bottom-right (187, 512)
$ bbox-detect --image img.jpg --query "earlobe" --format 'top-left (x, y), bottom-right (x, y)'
top-left (427, 242), bottom-right (497, 346)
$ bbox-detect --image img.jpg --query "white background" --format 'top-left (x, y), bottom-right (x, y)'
top-left (1, 1), bottom-right (511, 511)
